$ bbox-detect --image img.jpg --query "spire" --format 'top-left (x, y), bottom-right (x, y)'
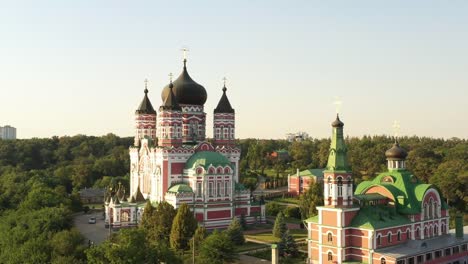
top-left (136, 79), bottom-right (156, 114)
top-left (160, 73), bottom-right (181, 111)
top-left (214, 77), bottom-right (235, 114)
top-left (326, 114), bottom-right (349, 172)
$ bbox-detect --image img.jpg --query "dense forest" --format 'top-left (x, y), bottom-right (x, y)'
top-left (0, 134), bottom-right (466, 262)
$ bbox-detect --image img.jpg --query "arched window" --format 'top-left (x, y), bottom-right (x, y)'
top-left (397, 231), bottom-right (401, 241)
top-left (217, 167), bottom-right (223, 174)
top-left (327, 252), bottom-right (333, 261)
top-left (337, 177), bottom-right (343, 196)
top-left (387, 232), bottom-right (392, 243)
top-left (381, 258), bottom-right (386, 264)
top-left (377, 234), bottom-right (382, 246)
top-left (435, 225), bottom-right (438, 236)
top-left (424, 226), bottom-right (428, 237)
top-left (406, 229), bottom-right (411, 240)
top-left (442, 223), bottom-right (446, 234)
top-left (429, 198), bottom-right (434, 218)
top-left (327, 177), bottom-right (332, 197)
top-left (416, 228), bottom-right (420, 239)
top-left (424, 203), bottom-right (428, 219)
top-left (121, 211), bottom-right (129, 222)
top-left (327, 232), bottom-right (333, 242)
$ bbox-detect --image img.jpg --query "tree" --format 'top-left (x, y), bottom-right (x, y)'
top-left (266, 201), bottom-right (283, 216)
top-left (273, 212), bottom-right (287, 238)
top-left (225, 218), bottom-right (245, 246)
top-left (190, 225), bottom-right (207, 254)
top-left (86, 228), bottom-right (162, 264)
top-left (278, 230), bottom-right (298, 257)
top-left (170, 203), bottom-right (198, 250)
top-left (152, 201), bottom-right (177, 243)
top-left (51, 228), bottom-right (86, 261)
top-left (198, 230), bottom-right (237, 264)
top-left (239, 214), bottom-right (247, 230)
top-left (298, 180), bottom-right (323, 219)
top-left (139, 200), bottom-right (155, 230)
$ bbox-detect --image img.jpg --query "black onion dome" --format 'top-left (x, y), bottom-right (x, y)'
top-left (161, 60), bottom-right (207, 105)
top-left (332, 114), bottom-right (344, 127)
top-left (214, 86), bottom-right (234, 114)
top-left (385, 141), bottom-right (408, 160)
top-left (160, 83), bottom-right (182, 111)
top-left (136, 88), bottom-right (156, 114)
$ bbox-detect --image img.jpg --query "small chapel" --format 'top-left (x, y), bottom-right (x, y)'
top-left (104, 57), bottom-right (265, 229)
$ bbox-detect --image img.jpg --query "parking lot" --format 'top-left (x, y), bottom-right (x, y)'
top-left (74, 211), bottom-right (109, 245)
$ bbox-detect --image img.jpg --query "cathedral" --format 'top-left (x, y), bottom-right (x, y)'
top-left (104, 58), bottom-right (265, 229)
top-left (306, 115), bottom-right (467, 264)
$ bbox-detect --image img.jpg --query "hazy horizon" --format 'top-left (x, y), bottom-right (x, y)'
top-left (1, 1), bottom-right (467, 139)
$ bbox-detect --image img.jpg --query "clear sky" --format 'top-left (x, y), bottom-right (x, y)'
top-left (1, 0), bottom-right (467, 139)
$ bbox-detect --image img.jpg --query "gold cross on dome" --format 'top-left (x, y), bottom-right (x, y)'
top-left (333, 98), bottom-right (342, 114)
top-left (181, 47), bottom-right (189, 60)
top-left (169, 73), bottom-right (173, 83)
top-left (144, 78), bottom-right (149, 89)
top-left (393, 120), bottom-right (401, 138)
top-left (222, 77), bottom-right (227, 86)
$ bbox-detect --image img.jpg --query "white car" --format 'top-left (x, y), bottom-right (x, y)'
top-left (88, 217), bottom-right (96, 224)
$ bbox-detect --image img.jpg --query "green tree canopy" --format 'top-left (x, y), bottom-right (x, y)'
top-left (198, 230), bottom-right (237, 264)
top-left (273, 211), bottom-right (287, 238)
top-left (170, 203), bottom-right (198, 250)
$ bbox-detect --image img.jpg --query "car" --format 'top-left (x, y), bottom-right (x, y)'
top-left (88, 217), bottom-right (96, 224)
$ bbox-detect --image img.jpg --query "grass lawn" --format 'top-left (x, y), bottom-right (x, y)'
top-left (245, 229), bottom-right (307, 243)
top-left (234, 241), bottom-right (269, 253)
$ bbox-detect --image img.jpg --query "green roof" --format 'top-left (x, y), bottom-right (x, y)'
top-left (185, 151), bottom-right (232, 170)
top-left (167, 183), bottom-right (193, 194)
top-left (354, 193), bottom-right (388, 202)
top-left (355, 169), bottom-right (448, 215)
top-left (350, 206), bottom-right (412, 230)
top-left (325, 116), bottom-right (350, 172)
top-left (305, 215), bottom-right (319, 223)
top-left (298, 168), bottom-right (324, 178)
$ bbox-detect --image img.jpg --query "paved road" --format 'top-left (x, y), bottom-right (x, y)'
top-left (74, 211), bottom-right (109, 245)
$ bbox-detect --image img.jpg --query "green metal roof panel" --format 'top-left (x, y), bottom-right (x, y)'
top-left (167, 183), bottom-right (193, 193)
top-left (350, 206), bottom-right (412, 230)
top-left (299, 168), bottom-right (324, 178)
top-left (305, 215), bottom-right (319, 223)
top-left (185, 151), bottom-right (232, 170)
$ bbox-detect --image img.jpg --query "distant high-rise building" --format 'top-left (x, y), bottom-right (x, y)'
top-left (0, 125), bottom-right (16, 140)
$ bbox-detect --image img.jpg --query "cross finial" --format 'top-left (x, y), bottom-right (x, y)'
top-left (392, 120), bottom-right (401, 141)
top-left (222, 77), bottom-right (227, 87)
top-left (333, 98), bottom-right (342, 114)
top-left (144, 78), bottom-right (149, 93)
top-left (169, 73), bottom-right (173, 83)
top-left (181, 47), bottom-right (189, 61)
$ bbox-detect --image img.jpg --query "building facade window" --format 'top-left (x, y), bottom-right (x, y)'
top-left (225, 181), bottom-right (230, 197)
top-left (397, 231), bottom-right (401, 241)
top-left (217, 181), bottom-right (222, 197)
top-left (197, 182), bottom-right (202, 197)
top-left (445, 248), bottom-right (451, 256)
top-left (337, 177), bottom-right (343, 196)
top-left (387, 232), bottom-right (392, 243)
top-left (327, 233), bottom-right (333, 243)
top-left (208, 182), bottom-right (213, 197)
top-left (377, 235), bottom-right (382, 246)
top-left (407, 229), bottom-right (411, 240)
top-left (327, 252), bottom-right (332, 261)
top-left (381, 258), bottom-right (386, 264)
